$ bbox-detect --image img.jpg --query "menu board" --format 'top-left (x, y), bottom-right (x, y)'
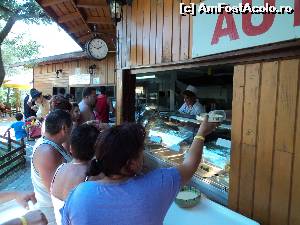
top-left (69, 74), bottom-right (91, 85)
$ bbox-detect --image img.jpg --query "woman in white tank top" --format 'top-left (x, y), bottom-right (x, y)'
top-left (50, 124), bottom-right (101, 224)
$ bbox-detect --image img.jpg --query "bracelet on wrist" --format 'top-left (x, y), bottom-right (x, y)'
top-left (194, 135), bottom-right (205, 142)
top-left (19, 216), bottom-right (28, 225)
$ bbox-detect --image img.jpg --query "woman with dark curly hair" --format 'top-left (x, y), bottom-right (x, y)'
top-left (62, 118), bottom-right (218, 225)
top-left (50, 95), bottom-right (72, 112)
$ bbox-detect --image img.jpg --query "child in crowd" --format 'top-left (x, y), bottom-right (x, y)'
top-left (50, 124), bottom-right (99, 225)
top-left (70, 102), bottom-right (80, 130)
top-left (4, 113), bottom-right (27, 141)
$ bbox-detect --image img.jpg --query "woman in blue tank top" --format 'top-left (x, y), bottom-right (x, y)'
top-left (62, 118), bottom-right (218, 225)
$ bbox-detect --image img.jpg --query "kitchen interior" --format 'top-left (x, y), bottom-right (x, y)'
top-left (135, 65), bottom-right (234, 205)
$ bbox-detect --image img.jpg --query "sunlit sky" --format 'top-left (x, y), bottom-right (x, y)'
top-left (9, 21), bottom-right (82, 58)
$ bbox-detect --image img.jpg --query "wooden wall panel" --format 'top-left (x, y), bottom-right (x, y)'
top-left (142, 0), bottom-right (150, 65)
top-left (252, 62), bottom-right (278, 225)
top-left (180, 0), bottom-right (190, 61)
top-left (34, 55), bottom-right (116, 95)
top-left (126, 5), bottom-right (131, 67)
top-left (150, 0), bottom-right (157, 64)
top-left (156, 0), bottom-right (163, 64)
top-left (162, 0), bottom-right (173, 62)
top-left (116, 0), bottom-right (209, 68)
top-left (290, 154), bottom-right (300, 225)
top-left (117, 14), bottom-right (122, 69)
top-left (230, 59), bottom-right (300, 225)
top-left (269, 59), bottom-right (299, 225)
top-left (47, 64), bottom-right (52, 73)
top-left (96, 58), bottom-right (107, 84)
top-left (228, 65), bottom-right (245, 211)
top-left (42, 65), bottom-right (47, 74)
top-left (122, 5), bottom-right (127, 68)
top-left (172, 0), bottom-right (181, 62)
top-left (130, 0), bottom-right (137, 66)
top-left (238, 63), bottom-right (261, 217)
top-left (289, 77), bottom-right (300, 225)
top-left (136, 0), bottom-right (143, 65)
top-left (189, 0), bottom-right (200, 59)
top-left (107, 55), bottom-right (116, 84)
top-left (269, 151), bottom-right (293, 225)
top-left (275, 60), bottom-right (299, 153)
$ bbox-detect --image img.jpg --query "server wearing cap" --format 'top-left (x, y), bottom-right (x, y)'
top-left (178, 85), bottom-right (205, 116)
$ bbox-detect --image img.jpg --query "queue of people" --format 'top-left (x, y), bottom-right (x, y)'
top-left (1, 86), bottom-right (219, 225)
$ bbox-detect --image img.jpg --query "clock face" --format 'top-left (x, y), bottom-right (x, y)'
top-left (86, 38), bottom-right (108, 60)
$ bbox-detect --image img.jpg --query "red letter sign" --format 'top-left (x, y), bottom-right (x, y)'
top-left (242, 0), bottom-right (275, 36)
top-left (211, 13), bottom-right (239, 45)
top-left (295, 0), bottom-right (300, 26)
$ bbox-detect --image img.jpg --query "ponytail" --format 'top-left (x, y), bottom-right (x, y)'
top-left (86, 158), bottom-right (103, 177)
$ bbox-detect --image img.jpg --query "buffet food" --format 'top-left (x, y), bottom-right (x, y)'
top-left (196, 110), bottom-right (226, 122)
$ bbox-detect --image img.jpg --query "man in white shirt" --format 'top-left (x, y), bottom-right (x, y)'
top-left (79, 87), bottom-right (97, 124)
top-left (178, 85), bottom-right (205, 116)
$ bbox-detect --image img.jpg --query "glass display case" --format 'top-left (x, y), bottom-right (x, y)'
top-left (141, 109), bottom-right (231, 204)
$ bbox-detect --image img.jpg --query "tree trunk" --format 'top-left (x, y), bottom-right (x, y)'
top-left (6, 87), bottom-right (10, 104)
top-left (0, 47), bottom-right (5, 86)
top-left (0, 15), bottom-right (18, 85)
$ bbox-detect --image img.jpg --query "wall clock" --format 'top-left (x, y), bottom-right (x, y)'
top-left (85, 38), bottom-right (108, 60)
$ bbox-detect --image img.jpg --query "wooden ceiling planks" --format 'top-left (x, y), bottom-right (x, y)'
top-left (77, 0), bottom-right (107, 9)
top-left (36, 0), bottom-right (115, 49)
top-left (50, 3), bottom-right (64, 17)
top-left (62, 1), bottom-right (77, 13)
top-left (69, 24), bottom-right (89, 34)
top-left (86, 16), bottom-right (113, 25)
top-left (40, 0), bottom-right (69, 7)
top-left (57, 12), bottom-right (80, 23)
top-left (89, 8), bottom-right (98, 17)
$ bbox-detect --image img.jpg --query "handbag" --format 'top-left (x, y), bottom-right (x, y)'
top-left (29, 125), bottom-right (42, 139)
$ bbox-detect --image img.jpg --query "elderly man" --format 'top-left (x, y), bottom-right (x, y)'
top-left (31, 109), bottom-right (72, 224)
top-left (79, 87), bottom-right (97, 124)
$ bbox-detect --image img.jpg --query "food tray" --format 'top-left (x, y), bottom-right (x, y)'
top-left (196, 110), bottom-right (226, 123)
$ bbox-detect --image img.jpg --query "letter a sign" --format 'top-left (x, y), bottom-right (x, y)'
top-left (192, 0), bottom-right (300, 58)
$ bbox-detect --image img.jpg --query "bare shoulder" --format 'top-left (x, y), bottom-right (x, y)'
top-left (34, 144), bottom-right (62, 167)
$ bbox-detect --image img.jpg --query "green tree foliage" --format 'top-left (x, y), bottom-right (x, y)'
top-left (0, 0), bottom-right (51, 85)
top-left (0, 87), bottom-right (15, 107)
top-left (3, 33), bottom-right (40, 64)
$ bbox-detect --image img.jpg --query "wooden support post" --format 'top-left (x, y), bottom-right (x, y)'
top-left (8, 130), bottom-right (11, 151)
top-left (116, 69), bottom-right (136, 124)
top-left (20, 138), bottom-right (25, 149)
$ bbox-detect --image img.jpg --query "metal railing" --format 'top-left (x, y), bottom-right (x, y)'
top-left (0, 131), bottom-right (26, 179)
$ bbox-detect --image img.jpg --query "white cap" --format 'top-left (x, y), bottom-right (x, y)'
top-left (185, 85), bottom-right (198, 97)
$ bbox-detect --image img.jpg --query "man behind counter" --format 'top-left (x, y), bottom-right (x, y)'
top-left (178, 85), bottom-right (205, 116)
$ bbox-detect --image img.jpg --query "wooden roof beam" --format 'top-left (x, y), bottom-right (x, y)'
top-left (77, 0), bottom-right (107, 9)
top-left (58, 12), bottom-right (80, 23)
top-left (86, 16), bottom-right (113, 25)
top-left (40, 0), bottom-right (70, 7)
top-left (93, 31), bottom-right (115, 36)
top-left (79, 33), bottom-right (93, 43)
top-left (78, 32), bottom-right (115, 43)
top-left (69, 25), bottom-right (91, 34)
